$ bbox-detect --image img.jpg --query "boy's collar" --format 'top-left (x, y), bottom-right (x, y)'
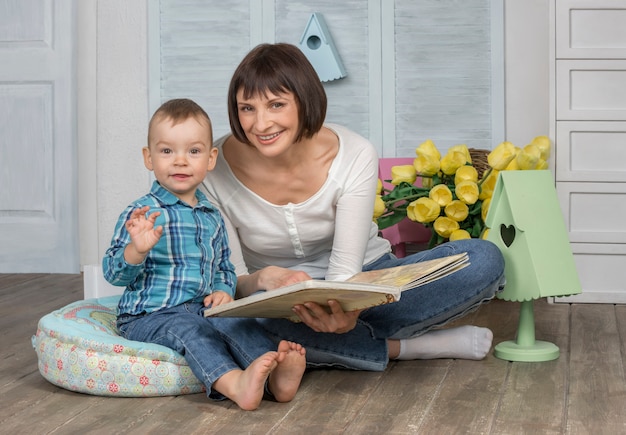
top-left (149, 181), bottom-right (211, 208)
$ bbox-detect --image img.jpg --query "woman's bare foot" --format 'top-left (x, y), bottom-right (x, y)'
top-left (268, 340), bottom-right (306, 402)
top-left (213, 351), bottom-right (279, 411)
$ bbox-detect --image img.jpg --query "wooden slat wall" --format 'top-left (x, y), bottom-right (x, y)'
top-left (157, 0), bottom-right (251, 139)
top-left (153, 0), bottom-right (501, 157)
top-left (394, 0), bottom-right (494, 155)
top-left (275, 0), bottom-right (372, 140)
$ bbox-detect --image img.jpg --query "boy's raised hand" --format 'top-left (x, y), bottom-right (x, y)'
top-left (123, 205), bottom-right (163, 264)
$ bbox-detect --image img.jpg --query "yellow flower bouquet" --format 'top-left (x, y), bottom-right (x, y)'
top-left (374, 136), bottom-right (551, 248)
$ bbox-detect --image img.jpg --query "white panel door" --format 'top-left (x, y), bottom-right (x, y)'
top-left (0, 0), bottom-right (78, 273)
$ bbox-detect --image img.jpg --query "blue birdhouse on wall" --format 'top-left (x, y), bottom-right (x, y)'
top-left (298, 12), bottom-right (347, 82)
top-left (485, 170), bottom-right (582, 362)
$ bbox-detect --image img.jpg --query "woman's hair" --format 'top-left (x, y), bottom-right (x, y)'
top-left (148, 98), bottom-right (212, 146)
top-left (227, 43), bottom-right (327, 145)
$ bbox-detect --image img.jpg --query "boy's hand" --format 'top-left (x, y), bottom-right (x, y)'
top-left (204, 291), bottom-right (234, 307)
top-left (123, 206), bottom-right (162, 264)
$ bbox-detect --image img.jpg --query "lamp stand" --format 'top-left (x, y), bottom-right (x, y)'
top-left (494, 300), bottom-right (559, 362)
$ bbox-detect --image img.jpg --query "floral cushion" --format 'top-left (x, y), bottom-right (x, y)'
top-left (32, 296), bottom-right (204, 397)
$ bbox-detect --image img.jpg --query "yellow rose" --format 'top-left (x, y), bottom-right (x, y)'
top-left (440, 150), bottom-right (466, 175)
top-left (531, 135), bottom-right (551, 161)
top-left (478, 169), bottom-right (498, 200)
top-left (481, 197), bottom-right (491, 222)
top-left (535, 158), bottom-right (549, 170)
top-left (481, 228), bottom-right (490, 239)
top-left (413, 154), bottom-right (440, 176)
top-left (454, 165), bottom-right (478, 185)
top-left (455, 180), bottom-right (479, 205)
top-left (433, 216), bottom-right (460, 238)
top-left (448, 144), bottom-right (472, 165)
top-left (505, 155), bottom-right (520, 170)
top-left (415, 139), bottom-right (441, 161)
top-left (376, 178), bottom-right (383, 195)
top-left (373, 195), bottom-right (386, 219)
top-left (407, 197), bottom-right (440, 223)
top-left (444, 200), bottom-right (469, 222)
top-left (429, 184), bottom-right (453, 207)
top-left (449, 229), bottom-right (471, 241)
top-left (390, 165), bottom-right (417, 185)
top-left (516, 144), bottom-right (541, 170)
top-left (488, 141), bottom-right (517, 170)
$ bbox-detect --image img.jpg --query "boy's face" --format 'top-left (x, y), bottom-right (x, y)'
top-left (143, 116), bottom-right (217, 205)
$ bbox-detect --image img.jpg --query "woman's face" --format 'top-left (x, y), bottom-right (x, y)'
top-left (236, 88), bottom-right (300, 156)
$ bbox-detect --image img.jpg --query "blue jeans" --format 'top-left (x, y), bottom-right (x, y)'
top-left (116, 302), bottom-right (278, 399)
top-left (250, 239), bottom-right (505, 371)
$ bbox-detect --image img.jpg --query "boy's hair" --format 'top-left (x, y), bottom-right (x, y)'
top-left (148, 98), bottom-right (212, 146)
top-left (227, 43), bottom-right (327, 145)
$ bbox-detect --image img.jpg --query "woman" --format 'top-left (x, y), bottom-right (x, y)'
top-left (202, 43), bottom-right (505, 371)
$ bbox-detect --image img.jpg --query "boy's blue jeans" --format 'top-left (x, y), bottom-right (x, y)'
top-left (116, 302), bottom-right (277, 399)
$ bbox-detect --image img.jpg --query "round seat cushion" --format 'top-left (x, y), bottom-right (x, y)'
top-left (32, 296), bottom-right (204, 397)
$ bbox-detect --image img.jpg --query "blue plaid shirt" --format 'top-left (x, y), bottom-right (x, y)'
top-left (103, 181), bottom-right (236, 315)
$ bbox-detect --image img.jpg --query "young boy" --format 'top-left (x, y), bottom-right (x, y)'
top-left (103, 98), bottom-right (306, 410)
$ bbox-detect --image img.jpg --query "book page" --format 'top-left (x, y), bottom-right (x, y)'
top-left (346, 252), bottom-right (468, 289)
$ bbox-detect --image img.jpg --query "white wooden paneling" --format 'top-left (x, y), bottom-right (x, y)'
top-left (156, 0), bottom-right (251, 139)
top-left (151, 0), bottom-right (503, 159)
top-left (552, 0), bottom-right (626, 303)
top-left (0, 0), bottom-right (78, 273)
top-left (0, 0), bottom-right (50, 44)
top-left (275, 0), bottom-right (371, 140)
top-left (557, 182), bottom-right (626, 244)
top-left (393, 0), bottom-right (499, 156)
top-left (556, 121), bottom-right (626, 182)
top-left (556, 60), bottom-right (626, 120)
top-left (556, 0), bottom-right (626, 59)
top-left (83, 264), bottom-right (123, 299)
top-left (554, 244), bottom-right (626, 303)
top-left (0, 85), bottom-right (53, 215)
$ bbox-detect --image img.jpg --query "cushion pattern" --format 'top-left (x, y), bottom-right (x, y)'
top-left (32, 296), bottom-right (204, 397)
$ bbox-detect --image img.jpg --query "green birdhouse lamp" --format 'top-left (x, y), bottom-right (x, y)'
top-left (485, 170), bottom-right (582, 362)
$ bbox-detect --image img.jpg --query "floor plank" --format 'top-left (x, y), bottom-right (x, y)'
top-left (346, 360), bottom-right (452, 434)
top-left (3, 273), bottom-right (626, 434)
top-left (567, 304), bottom-right (626, 433)
top-left (490, 300), bottom-right (570, 434)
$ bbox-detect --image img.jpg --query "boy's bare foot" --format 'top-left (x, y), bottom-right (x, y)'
top-left (213, 351), bottom-right (279, 411)
top-left (268, 340), bottom-right (306, 402)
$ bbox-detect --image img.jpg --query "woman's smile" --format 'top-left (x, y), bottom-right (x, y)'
top-left (256, 131), bottom-right (282, 145)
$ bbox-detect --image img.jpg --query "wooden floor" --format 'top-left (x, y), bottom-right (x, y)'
top-left (2, 273), bottom-right (626, 435)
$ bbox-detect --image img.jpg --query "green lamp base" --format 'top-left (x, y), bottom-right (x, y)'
top-left (493, 300), bottom-right (560, 362)
top-left (494, 340), bottom-right (559, 362)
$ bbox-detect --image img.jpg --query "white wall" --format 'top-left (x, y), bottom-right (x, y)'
top-left (77, 0), bottom-right (550, 268)
top-left (78, 1), bottom-right (152, 267)
top-left (504, 0), bottom-right (550, 145)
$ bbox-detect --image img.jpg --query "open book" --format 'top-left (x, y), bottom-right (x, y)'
top-left (204, 252), bottom-right (469, 321)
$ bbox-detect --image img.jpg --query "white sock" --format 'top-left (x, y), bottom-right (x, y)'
top-left (396, 325), bottom-right (493, 361)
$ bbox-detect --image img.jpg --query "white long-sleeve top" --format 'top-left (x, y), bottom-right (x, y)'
top-left (201, 124), bottom-right (391, 282)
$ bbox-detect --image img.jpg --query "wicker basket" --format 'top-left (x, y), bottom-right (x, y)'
top-left (469, 148), bottom-right (490, 179)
